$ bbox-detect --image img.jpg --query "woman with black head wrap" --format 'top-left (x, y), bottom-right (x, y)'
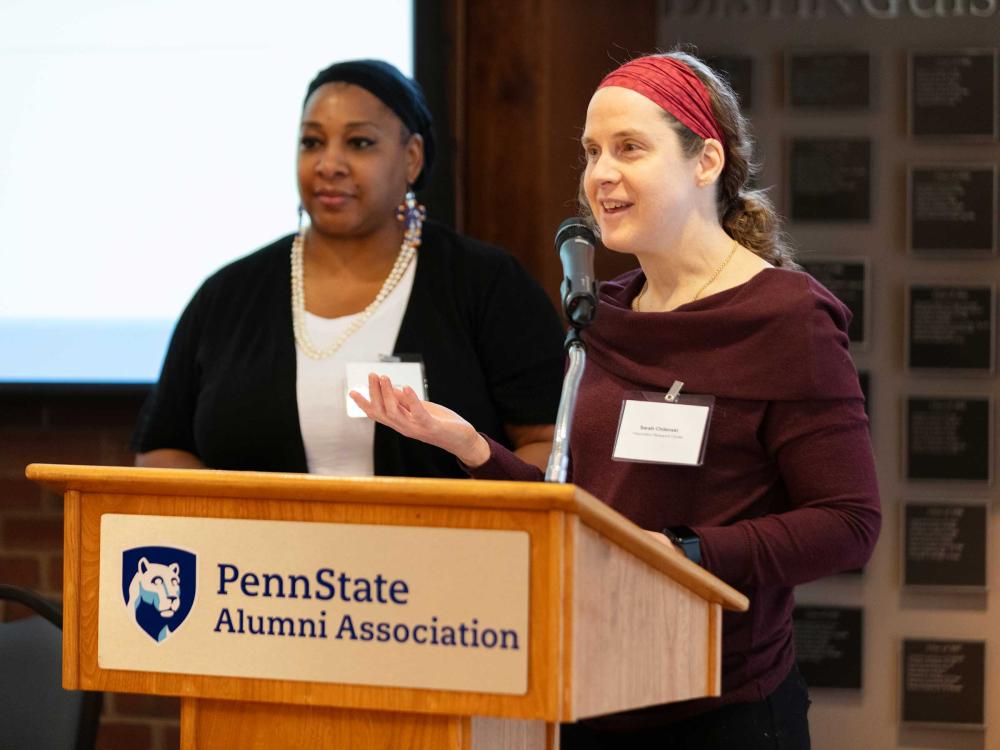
top-left (132, 60), bottom-right (564, 477)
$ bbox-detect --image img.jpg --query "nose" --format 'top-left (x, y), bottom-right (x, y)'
top-left (587, 151), bottom-right (621, 187)
top-left (315, 143), bottom-right (349, 178)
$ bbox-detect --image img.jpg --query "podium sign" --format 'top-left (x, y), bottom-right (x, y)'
top-left (99, 514), bottom-right (530, 694)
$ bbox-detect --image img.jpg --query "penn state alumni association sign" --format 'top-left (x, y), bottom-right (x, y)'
top-left (99, 514), bottom-right (530, 694)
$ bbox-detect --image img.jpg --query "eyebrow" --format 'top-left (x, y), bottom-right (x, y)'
top-left (300, 120), bottom-right (384, 131)
top-left (581, 128), bottom-right (648, 144)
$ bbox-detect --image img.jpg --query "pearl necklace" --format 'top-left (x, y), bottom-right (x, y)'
top-left (290, 228), bottom-right (419, 360)
top-left (632, 239), bottom-right (739, 312)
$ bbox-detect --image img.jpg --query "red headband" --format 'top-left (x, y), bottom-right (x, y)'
top-left (597, 57), bottom-right (725, 147)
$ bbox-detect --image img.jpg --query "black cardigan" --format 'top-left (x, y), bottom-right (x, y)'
top-left (132, 221), bottom-right (565, 477)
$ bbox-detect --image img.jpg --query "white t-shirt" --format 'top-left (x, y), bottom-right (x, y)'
top-left (295, 259), bottom-right (417, 475)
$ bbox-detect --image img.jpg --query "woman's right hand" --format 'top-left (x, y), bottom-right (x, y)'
top-left (349, 373), bottom-right (492, 468)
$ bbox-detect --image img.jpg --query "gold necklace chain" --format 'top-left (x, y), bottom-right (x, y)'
top-left (692, 239), bottom-right (739, 301)
top-left (631, 239), bottom-right (739, 312)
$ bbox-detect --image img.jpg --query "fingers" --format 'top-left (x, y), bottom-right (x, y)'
top-left (398, 385), bottom-right (431, 424)
top-left (348, 389), bottom-right (375, 418)
top-left (348, 374), bottom-right (395, 426)
top-left (378, 375), bottom-right (405, 420)
top-left (353, 373), bottom-right (423, 439)
top-left (377, 376), bottom-right (418, 427)
top-left (643, 530), bottom-right (683, 556)
top-left (367, 373), bottom-right (386, 415)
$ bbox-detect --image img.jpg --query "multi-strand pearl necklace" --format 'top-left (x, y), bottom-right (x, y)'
top-left (291, 202), bottom-right (424, 360)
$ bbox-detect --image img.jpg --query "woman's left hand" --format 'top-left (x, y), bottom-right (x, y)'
top-left (644, 529), bottom-right (683, 555)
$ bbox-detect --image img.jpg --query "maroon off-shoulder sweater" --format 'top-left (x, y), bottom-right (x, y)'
top-left (471, 267), bottom-right (881, 727)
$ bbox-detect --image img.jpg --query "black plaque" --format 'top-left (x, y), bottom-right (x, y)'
top-left (801, 259), bottom-right (868, 346)
top-left (788, 52), bottom-right (870, 109)
top-left (909, 166), bottom-right (997, 255)
top-left (794, 606), bottom-right (863, 689)
top-left (706, 55), bottom-right (753, 110)
top-left (910, 50), bottom-right (998, 139)
top-left (907, 285), bottom-right (994, 372)
top-left (906, 397), bottom-right (991, 482)
top-left (904, 503), bottom-right (988, 589)
top-left (901, 639), bottom-right (985, 726)
top-left (789, 138), bottom-right (871, 222)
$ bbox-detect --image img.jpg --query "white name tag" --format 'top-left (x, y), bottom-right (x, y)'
top-left (345, 361), bottom-right (428, 418)
top-left (612, 395), bottom-right (713, 466)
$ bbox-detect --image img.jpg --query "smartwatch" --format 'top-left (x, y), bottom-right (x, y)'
top-left (661, 525), bottom-right (702, 565)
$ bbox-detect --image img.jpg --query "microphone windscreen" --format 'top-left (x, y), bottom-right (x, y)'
top-left (554, 217), bottom-right (596, 249)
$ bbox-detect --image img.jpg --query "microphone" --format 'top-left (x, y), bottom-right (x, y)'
top-left (555, 217), bottom-right (598, 329)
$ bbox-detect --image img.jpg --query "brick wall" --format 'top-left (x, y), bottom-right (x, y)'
top-left (0, 390), bottom-right (180, 750)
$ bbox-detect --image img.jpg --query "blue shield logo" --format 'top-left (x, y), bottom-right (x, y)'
top-left (122, 546), bottom-right (196, 643)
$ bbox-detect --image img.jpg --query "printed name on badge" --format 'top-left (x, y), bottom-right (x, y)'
top-left (613, 395), bottom-right (713, 466)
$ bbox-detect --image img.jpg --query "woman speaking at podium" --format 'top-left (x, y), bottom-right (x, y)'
top-left (353, 51), bottom-right (881, 749)
top-left (132, 59), bottom-right (564, 477)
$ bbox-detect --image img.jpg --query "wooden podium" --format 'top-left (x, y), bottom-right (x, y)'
top-left (27, 464), bottom-right (748, 750)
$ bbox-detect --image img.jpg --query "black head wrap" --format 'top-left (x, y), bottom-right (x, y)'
top-left (304, 59), bottom-right (435, 190)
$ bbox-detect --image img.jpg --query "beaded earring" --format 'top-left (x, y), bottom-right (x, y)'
top-left (395, 190), bottom-right (427, 249)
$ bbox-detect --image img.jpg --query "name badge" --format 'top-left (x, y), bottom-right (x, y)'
top-left (612, 388), bottom-right (714, 466)
top-left (345, 359), bottom-right (428, 418)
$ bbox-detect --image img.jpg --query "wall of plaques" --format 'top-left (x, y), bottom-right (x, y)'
top-left (658, 5), bottom-right (998, 748)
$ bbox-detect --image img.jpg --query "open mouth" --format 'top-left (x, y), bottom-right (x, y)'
top-left (600, 199), bottom-right (633, 215)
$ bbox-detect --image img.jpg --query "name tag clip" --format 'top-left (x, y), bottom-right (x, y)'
top-left (665, 380), bottom-right (685, 403)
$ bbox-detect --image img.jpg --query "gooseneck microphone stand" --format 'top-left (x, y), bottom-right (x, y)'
top-left (545, 218), bottom-right (598, 483)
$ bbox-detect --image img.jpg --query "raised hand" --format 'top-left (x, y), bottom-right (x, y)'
top-left (349, 373), bottom-right (491, 468)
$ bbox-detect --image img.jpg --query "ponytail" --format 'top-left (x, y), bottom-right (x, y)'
top-left (722, 191), bottom-right (798, 269)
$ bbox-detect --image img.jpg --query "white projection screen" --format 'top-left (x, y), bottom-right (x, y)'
top-left (0, 1), bottom-right (413, 385)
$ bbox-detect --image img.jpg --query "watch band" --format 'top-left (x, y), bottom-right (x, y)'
top-left (661, 525), bottom-right (702, 565)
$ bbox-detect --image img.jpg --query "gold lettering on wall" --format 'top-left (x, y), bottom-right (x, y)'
top-left (664, 0), bottom-right (996, 17)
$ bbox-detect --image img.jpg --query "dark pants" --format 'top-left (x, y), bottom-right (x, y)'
top-left (560, 666), bottom-right (811, 750)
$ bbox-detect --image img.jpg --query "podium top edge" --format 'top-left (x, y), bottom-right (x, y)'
top-left (25, 463), bottom-right (595, 514)
top-left (26, 463), bottom-right (749, 612)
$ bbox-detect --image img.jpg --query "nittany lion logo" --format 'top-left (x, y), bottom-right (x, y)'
top-left (121, 546), bottom-right (196, 643)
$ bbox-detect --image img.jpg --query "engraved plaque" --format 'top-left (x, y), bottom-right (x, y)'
top-left (794, 606), bottom-right (863, 689)
top-left (790, 138), bottom-right (871, 222)
top-left (901, 639), bottom-right (985, 726)
top-left (909, 166), bottom-right (997, 256)
top-left (907, 285), bottom-right (994, 372)
top-left (910, 50), bottom-right (998, 139)
top-left (905, 397), bottom-right (991, 482)
top-left (788, 51), bottom-right (870, 109)
top-left (903, 503), bottom-right (987, 589)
